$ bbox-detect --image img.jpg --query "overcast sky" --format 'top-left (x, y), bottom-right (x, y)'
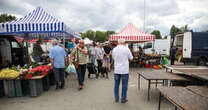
top-left (0, 0), bottom-right (208, 36)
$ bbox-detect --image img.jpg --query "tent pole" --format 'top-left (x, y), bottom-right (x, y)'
top-left (153, 40), bottom-right (155, 54)
top-left (63, 33), bottom-right (66, 48)
top-left (24, 33), bottom-right (30, 64)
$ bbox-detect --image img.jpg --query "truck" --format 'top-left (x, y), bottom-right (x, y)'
top-left (142, 36), bottom-right (171, 55)
top-left (173, 31), bottom-right (208, 65)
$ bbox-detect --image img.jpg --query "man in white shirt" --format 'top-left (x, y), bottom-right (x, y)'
top-left (112, 39), bottom-right (133, 103)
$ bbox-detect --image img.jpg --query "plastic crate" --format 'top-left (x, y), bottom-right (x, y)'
top-left (29, 79), bottom-right (43, 97)
top-left (6, 80), bottom-right (16, 98)
top-left (42, 75), bottom-right (50, 91)
top-left (0, 80), bottom-right (4, 97)
top-left (14, 80), bottom-right (23, 97)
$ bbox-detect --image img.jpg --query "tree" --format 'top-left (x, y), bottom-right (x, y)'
top-left (105, 30), bottom-right (115, 41)
top-left (180, 24), bottom-right (189, 32)
top-left (95, 31), bottom-right (106, 42)
top-left (170, 25), bottom-right (181, 47)
top-left (151, 30), bottom-right (162, 39)
top-left (80, 32), bottom-right (86, 39)
top-left (0, 13), bottom-right (16, 23)
top-left (85, 30), bottom-right (96, 40)
top-left (163, 35), bottom-right (168, 39)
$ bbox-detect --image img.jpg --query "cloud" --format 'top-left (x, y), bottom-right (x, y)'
top-left (0, 0), bottom-right (208, 36)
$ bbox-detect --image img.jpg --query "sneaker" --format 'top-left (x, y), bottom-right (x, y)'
top-left (78, 85), bottom-right (83, 91)
top-left (55, 86), bottom-right (59, 90)
top-left (121, 99), bottom-right (128, 103)
top-left (60, 85), bottom-right (64, 89)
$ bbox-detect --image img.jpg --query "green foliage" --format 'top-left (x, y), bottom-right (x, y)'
top-left (180, 24), bottom-right (189, 32)
top-left (0, 13), bottom-right (16, 23)
top-left (163, 36), bottom-right (168, 39)
top-left (81, 30), bottom-right (115, 42)
top-left (170, 24), bottom-right (189, 47)
top-left (106, 31), bottom-right (115, 37)
top-left (38, 35), bottom-right (43, 43)
top-left (95, 31), bottom-right (106, 42)
top-left (151, 30), bottom-right (162, 39)
top-left (80, 32), bottom-right (85, 39)
top-left (85, 30), bottom-right (96, 40)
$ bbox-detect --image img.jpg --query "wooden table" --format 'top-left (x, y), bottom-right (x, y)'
top-left (158, 86), bottom-right (208, 110)
top-left (138, 70), bottom-right (188, 101)
top-left (163, 65), bottom-right (205, 73)
top-left (174, 69), bottom-right (208, 81)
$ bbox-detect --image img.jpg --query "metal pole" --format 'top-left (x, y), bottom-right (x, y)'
top-left (24, 33), bottom-right (30, 64)
top-left (158, 93), bottom-right (162, 110)
top-left (148, 80), bottom-right (151, 101)
top-left (143, 0), bottom-right (146, 32)
top-left (63, 33), bottom-right (66, 48)
top-left (138, 73), bottom-right (140, 90)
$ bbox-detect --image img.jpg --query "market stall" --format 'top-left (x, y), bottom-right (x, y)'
top-left (0, 7), bottom-right (80, 97)
top-left (0, 7), bottom-right (81, 64)
top-left (0, 63), bottom-right (54, 97)
top-left (109, 23), bottom-right (159, 67)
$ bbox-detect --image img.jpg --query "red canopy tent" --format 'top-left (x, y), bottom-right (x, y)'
top-left (109, 23), bottom-right (155, 42)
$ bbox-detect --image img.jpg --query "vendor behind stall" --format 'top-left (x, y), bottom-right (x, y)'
top-left (138, 46), bottom-right (144, 56)
top-left (32, 40), bottom-right (44, 62)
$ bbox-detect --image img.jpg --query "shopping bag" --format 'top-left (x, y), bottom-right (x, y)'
top-left (66, 63), bottom-right (77, 74)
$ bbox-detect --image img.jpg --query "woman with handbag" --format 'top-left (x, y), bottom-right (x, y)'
top-left (70, 40), bottom-right (88, 90)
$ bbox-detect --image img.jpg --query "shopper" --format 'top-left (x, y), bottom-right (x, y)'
top-left (112, 39), bottom-right (133, 103)
top-left (70, 40), bottom-right (88, 90)
top-left (50, 40), bottom-right (67, 89)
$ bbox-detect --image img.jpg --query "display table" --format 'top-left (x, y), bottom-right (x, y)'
top-left (138, 70), bottom-right (188, 101)
top-left (158, 86), bottom-right (208, 110)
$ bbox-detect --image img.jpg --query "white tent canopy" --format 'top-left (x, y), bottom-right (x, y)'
top-left (84, 38), bottom-right (92, 44)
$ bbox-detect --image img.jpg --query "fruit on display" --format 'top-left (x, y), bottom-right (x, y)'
top-left (153, 65), bottom-right (159, 69)
top-left (0, 68), bottom-right (19, 79)
top-left (29, 65), bottom-right (52, 73)
top-left (158, 65), bottom-right (163, 69)
top-left (145, 64), bottom-right (151, 68)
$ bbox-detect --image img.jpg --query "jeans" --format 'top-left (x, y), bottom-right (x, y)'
top-left (170, 56), bottom-right (175, 65)
top-left (97, 59), bottom-right (103, 75)
top-left (114, 74), bottom-right (129, 102)
top-left (90, 55), bottom-right (95, 64)
top-left (53, 68), bottom-right (65, 88)
top-left (77, 64), bottom-right (87, 86)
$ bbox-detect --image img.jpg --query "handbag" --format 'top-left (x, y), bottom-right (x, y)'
top-left (73, 48), bottom-right (79, 69)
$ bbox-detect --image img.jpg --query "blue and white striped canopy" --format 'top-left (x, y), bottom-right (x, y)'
top-left (0, 7), bottom-right (81, 39)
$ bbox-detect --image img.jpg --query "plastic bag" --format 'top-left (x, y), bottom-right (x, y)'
top-left (66, 63), bottom-right (77, 74)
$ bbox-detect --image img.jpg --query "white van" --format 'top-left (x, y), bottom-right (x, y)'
top-left (143, 37), bottom-right (171, 55)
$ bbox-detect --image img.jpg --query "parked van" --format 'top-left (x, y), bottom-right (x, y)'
top-left (0, 35), bottom-right (25, 68)
top-left (174, 31), bottom-right (208, 65)
top-left (143, 37), bottom-right (171, 55)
